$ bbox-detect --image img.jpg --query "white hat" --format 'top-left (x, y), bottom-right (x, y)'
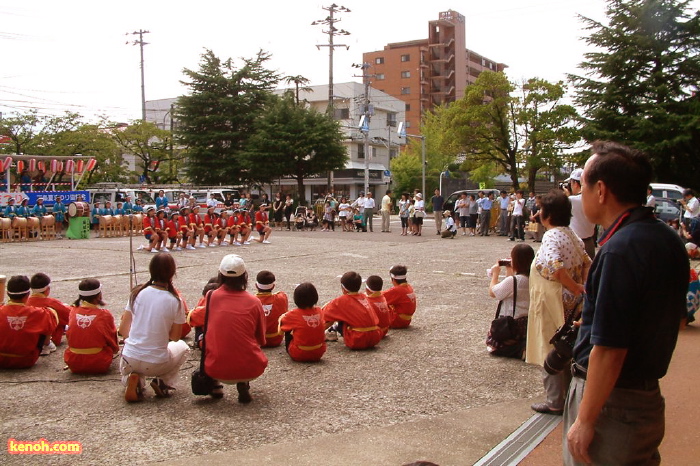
top-left (415, 193), bottom-right (422, 199)
top-left (566, 168), bottom-right (583, 182)
top-left (219, 254), bottom-right (246, 277)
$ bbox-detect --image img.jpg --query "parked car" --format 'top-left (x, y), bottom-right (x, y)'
top-left (654, 197), bottom-right (682, 223)
top-left (650, 183), bottom-right (684, 200)
top-left (443, 189), bottom-right (500, 217)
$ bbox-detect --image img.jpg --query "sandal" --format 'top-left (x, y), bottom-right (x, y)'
top-left (125, 373), bottom-right (144, 403)
top-left (210, 384), bottom-right (224, 399)
top-left (150, 377), bottom-right (176, 398)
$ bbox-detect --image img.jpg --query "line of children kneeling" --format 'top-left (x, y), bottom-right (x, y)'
top-left (187, 264), bottom-right (418, 364)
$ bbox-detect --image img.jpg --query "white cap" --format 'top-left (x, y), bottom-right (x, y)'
top-left (566, 168), bottom-right (583, 182)
top-left (219, 254), bottom-right (246, 277)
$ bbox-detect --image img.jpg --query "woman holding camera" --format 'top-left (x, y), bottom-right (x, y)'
top-left (486, 244), bottom-right (535, 358)
top-left (526, 190), bottom-right (591, 415)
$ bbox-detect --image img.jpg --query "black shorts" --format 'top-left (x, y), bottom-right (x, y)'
top-left (459, 216), bottom-right (468, 228)
top-left (414, 217), bottom-right (423, 225)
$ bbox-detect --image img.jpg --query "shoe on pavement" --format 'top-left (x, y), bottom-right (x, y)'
top-left (125, 373), bottom-right (144, 403)
top-left (198, 244), bottom-right (206, 248)
top-left (162, 247), bottom-right (170, 252)
top-left (40, 340), bottom-right (57, 356)
top-left (186, 245), bottom-right (196, 250)
top-left (325, 329), bottom-right (339, 342)
top-left (262, 240), bottom-right (271, 244)
top-left (150, 377), bottom-right (175, 398)
top-left (530, 402), bottom-right (563, 415)
top-left (151, 248), bottom-right (159, 253)
top-left (243, 241), bottom-right (250, 245)
top-left (137, 245), bottom-right (145, 251)
top-left (233, 241), bottom-right (241, 246)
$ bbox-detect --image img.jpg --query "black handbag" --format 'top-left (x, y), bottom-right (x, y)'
top-left (489, 276), bottom-right (519, 342)
top-left (191, 291), bottom-right (218, 396)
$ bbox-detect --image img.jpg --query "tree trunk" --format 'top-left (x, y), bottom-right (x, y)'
top-left (296, 176), bottom-right (306, 206)
top-left (527, 164), bottom-right (538, 194)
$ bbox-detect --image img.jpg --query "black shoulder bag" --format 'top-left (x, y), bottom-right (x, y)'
top-left (191, 291), bottom-right (218, 396)
top-left (489, 276), bottom-right (519, 342)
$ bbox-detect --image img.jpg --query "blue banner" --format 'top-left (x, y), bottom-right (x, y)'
top-left (25, 191), bottom-right (90, 206)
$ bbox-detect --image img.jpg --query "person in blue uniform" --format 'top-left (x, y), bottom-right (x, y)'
top-left (16, 199), bottom-right (30, 218)
top-left (32, 197), bottom-right (48, 217)
top-left (132, 199), bottom-right (144, 213)
top-left (155, 190), bottom-right (169, 211)
top-left (123, 196), bottom-right (134, 214)
top-left (114, 202), bottom-right (125, 216)
top-left (52, 195), bottom-right (67, 238)
top-left (3, 198), bottom-right (17, 219)
top-left (91, 202), bottom-right (101, 230)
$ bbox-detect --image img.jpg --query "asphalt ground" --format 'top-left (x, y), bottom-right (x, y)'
top-left (1, 217), bottom-right (690, 465)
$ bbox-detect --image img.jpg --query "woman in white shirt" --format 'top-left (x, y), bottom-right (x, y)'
top-left (509, 190), bottom-right (526, 241)
top-left (338, 197), bottom-right (351, 232)
top-left (486, 243), bottom-right (535, 358)
top-left (413, 193), bottom-right (425, 236)
top-left (119, 253), bottom-right (190, 402)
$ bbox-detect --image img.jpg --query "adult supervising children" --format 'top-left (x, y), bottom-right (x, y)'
top-left (564, 141), bottom-right (688, 465)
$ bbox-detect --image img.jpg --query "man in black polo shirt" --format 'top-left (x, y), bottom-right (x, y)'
top-left (564, 141), bottom-right (688, 465)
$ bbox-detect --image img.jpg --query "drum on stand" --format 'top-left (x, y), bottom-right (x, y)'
top-left (68, 201), bottom-right (90, 217)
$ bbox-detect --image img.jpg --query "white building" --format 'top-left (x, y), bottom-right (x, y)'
top-left (145, 82), bottom-right (406, 200)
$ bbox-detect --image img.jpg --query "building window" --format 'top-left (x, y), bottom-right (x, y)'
top-left (389, 148), bottom-right (398, 159)
top-left (401, 71), bottom-right (411, 78)
top-left (334, 108), bottom-right (350, 120)
top-left (401, 54), bottom-right (410, 62)
top-left (387, 112), bottom-right (397, 127)
top-left (406, 104), bottom-right (411, 111)
top-left (358, 144), bottom-right (365, 159)
top-left (372, 147), bottom-right (377, 159)
top-left (376, 73), bottom-right (385, 80)
top-left (405, 121), bottom-right (411, 128)
top-left (375, 57), bottom-right (384, 65)
top-left (401, 87), bottom-right (411, 95)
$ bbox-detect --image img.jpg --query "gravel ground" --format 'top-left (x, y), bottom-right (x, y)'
top-left (0, 220), bottom-right (543, 465)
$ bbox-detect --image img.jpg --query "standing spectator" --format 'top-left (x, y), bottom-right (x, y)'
top-left (509, 190), bottom-right (526, 242)
top-left (155, 190), bottom-right (168, 211)
top-left (363, 192), bottom-right (376, 232)
top-left (431, 188), bottom-right (444, 235)
top-left (645, 185), bottom-right (656, 209)
top-left (565, 168), bottom-right (597, 259)
top-left (224, 193), bottom-right (235, 209)
top-left (398, 193), bottom-right (410, 236)
top-left (525, 191), bottom-right (537, 215)
top-left (338, 197), bottom-right (352, 232)
top-left (680, 188), bottom-right (700, 229)
top-left (564, 141), bottom-right (688, 465)
top-left (526, 190), bottom-right (591, 416)
top-left (468, 194), bottom-right (479, 236)
top-left (478, 192), bottom-right (494, 236)
top-left (206, 194), bottom-right (218, 209)
top-left (456, 192), bottom-right (469, 236)
top-left (498, 191), bottom-right (510, 236)
top-left (380, 189), bottom-right (393, 233)
top-left (272, 193), bottom-right (284, 230)
top-left (284, 194), bottom-right (294, 231)
top-left (352, 192), bottom-right (367, 231)
top-left (413, 193), bottom-right (425, 236)
top-left (528, 195), bottom-right (545, 242)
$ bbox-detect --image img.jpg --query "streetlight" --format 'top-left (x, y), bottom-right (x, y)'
top-left (397, 122), bottom-right (426, 196)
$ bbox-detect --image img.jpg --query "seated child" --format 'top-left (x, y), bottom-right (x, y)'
top-left (27, 272), bottom-right (71, 351)
top-left (278, 282), bottom-right (326, 362)
top-left (322, 271), bottom-right (382, 350)
top-left (382, 265), bottom-right (417, 328)
top-left (0, 275), bottom-right (58, 369)
top-left (295, 214), bottom-right (306, 231)
top-left (187, 277), bottom-right (220, 347)
top-left (353, 208), bottom-right (364, 232)
top-left (254, 271), bottom-right (288, 347)
top-left (306, 211), bottom-right (318, 231)
top-left (64, 279), bottom-right (120, 374)
top-left (365, 275), bottom-right (392, 338)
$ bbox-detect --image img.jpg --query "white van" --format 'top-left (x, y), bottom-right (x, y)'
top-left (650, 183), bottom-right (684, 200)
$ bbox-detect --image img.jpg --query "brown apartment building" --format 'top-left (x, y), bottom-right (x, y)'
top-left (363, 10), bottom-right (506, 134)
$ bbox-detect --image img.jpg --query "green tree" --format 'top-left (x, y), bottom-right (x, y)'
top-left (0, 110), bottom-right (43, 155)
top-left (111, 120), bottom-right (170, 184)
top-left (570, 0), bottom-right (700, 189)
top-left (245, 92), bottom-right (347, 204)
top-left (177, 49), bottom-right (280, 185)
top-left (389, 148), bottom-right (421, 196)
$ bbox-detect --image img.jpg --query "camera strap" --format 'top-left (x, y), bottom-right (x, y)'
top-left (495, 276), bottom-right (518, 318)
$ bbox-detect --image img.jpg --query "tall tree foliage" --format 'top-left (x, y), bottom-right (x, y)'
top-left (111, 121), bottom-right (170, 184)
top-left (176, 49), bottom-right (280, 185)
top-left (570, 0), bottom-right (700, 189)
top-left (245, 92), bottom-right (347, 204)
top-left (426, 71), bottom-right (579, 191)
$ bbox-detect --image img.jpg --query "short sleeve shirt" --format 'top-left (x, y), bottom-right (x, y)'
top-left (491, 274), bottom-right (530, 319)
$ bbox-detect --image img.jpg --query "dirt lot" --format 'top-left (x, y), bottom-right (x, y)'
top-left (0, 222), bottom-right (542, 465)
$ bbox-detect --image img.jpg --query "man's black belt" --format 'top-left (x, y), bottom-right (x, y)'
top-left (571, 362), bottom-right (659, 391)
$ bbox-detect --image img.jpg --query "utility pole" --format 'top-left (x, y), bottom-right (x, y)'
top-left (354, 62), bottom-right (374, 195)
top-left (127, 29), bottom-right (150, 121)
top-left (312, 5), bottom-right (350, 115)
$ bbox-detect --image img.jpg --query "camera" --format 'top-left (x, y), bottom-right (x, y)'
top-left (498, 258), bottom-right (512, 267)
top-left (559, 182), bottom-right (571, 192)
top-left (543, 322), bottom-right (579, 375)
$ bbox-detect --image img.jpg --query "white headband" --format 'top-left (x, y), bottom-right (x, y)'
top-left (8, 287), bottom-right (31, 296)
top-left (79, 285), bottom-right (102, 297)
top-left (31, 285), bottom-right (49, 293)
top-left (390, 274), bottom-right (407, 280)
top-left (365, 285), bottom-right (378, 293)
top-left (256, 282), bottom-right (275, 290)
